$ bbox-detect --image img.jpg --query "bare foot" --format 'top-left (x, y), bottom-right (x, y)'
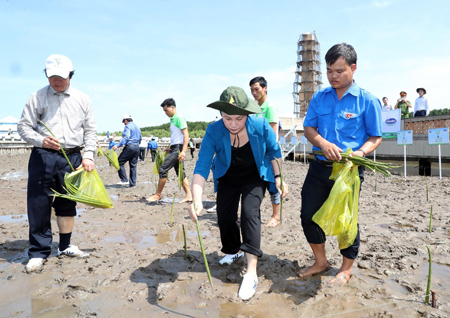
top-left (265, 217), bottom-right (279, 228)
top-left (179, 197), bottom-right (192, 204)
top-left (329, 271), bottom-right (352, 285)
top-left (298, 262), bottom-right (329, 278)
top-left (146, 194), bottom-right (161, 203)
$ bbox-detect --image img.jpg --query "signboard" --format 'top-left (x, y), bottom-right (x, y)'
top-left (382, 109), bottom-right (401, 139)
top-left (279, 136), bottom-right (286, 145)
top-left (300, 136), bottom-right (307, 145)
top-left (291, 136), bottom-right (298, 145)
top-left (397, 130), bottom-right (413, 146)
top-left (428, 128), bottom-right (449, 145)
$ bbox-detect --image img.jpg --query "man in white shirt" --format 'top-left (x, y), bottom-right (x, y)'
top-left (18, 54), bottom-right (96, 273)
top-left (381, 97), bottom-right (393, 112)
top-left (414, 88), bottom-right (429, 117)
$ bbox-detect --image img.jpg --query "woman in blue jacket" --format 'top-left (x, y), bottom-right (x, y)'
top-left (188, 86), bottom-right (287, 300)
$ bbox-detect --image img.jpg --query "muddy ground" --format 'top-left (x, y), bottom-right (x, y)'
top-left (0, 150), bottom-right (449, 318)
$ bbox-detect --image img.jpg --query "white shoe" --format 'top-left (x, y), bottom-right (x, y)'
top-left (117, 181), bottom-right (128, 186)
top-left (238, 274), bottom-right (258, 300)
top-left (58, 245), bottom-right (90, 258)
top-left (206, 205), bottom-right (217, 213)
top-left (219, 252), bottom-right (244, 265)
top-left (26, 258), bottom-right (45, 273)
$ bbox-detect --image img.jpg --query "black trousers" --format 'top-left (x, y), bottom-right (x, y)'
top-left (27, 147), bottom-right (82, 259)
top-left (300, 160), bottom-right (364, 260)
top-left (190, 148), bottom-right (195, 158)
top-left (139, 147), bottom-right (146, 161)
top-left (414, 110), bottom-right (426, 117)
top-left (150, 149), bottom-right (157, 162)
top-left (216, 179), bottom-right (267, 257)
top-left (118, 145), bottom-right (140, 186)
top-left (159, 144), bottom-right (185, 179)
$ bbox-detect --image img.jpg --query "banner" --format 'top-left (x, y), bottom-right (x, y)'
top-left (381, 109), bottom-right (401, 139)
top-left (300, 135), bottom-right (308, 145)
top-left (397, 130), bottom-right (413, 146)
top-left (428, 128), bottom-right (449, 145)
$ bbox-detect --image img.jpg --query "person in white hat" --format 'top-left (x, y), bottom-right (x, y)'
top-left (112, 114), bottom-right (142, 187)
top-left (17, 54), bottom-right (97, 273)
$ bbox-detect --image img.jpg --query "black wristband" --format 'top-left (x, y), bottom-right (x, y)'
top-left (274, 174), bottom-right (281, 179)
top-left (358, 149), bottom-right (366, 157)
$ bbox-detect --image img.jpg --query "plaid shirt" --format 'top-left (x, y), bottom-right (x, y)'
top-left (18, 85), bottom-right (97, 160)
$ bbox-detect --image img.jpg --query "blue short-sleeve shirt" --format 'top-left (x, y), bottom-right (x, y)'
top-left (304, 82), bottom-right (382, 160)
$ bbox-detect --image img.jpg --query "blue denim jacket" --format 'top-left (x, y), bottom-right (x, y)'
top-left (194, 116), bottom-right (281, 193)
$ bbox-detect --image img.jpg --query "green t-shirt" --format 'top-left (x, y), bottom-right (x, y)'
top-left (170, 113), bottom-right (187, 145)
top-left (255, 99), bottom-right (279, 123)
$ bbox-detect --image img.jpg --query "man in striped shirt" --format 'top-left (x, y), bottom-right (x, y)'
top-left (18, 54), bottom-right (97, 273)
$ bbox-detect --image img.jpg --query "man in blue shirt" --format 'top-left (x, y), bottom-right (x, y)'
top-left (147, 137), bottom-right (158, 162)
top-left (112, 114), bottom-right (142, 188)
top-left (108, 136), bottom-right (116, 150)
top-left (299, 43), bottom-right (382, 284)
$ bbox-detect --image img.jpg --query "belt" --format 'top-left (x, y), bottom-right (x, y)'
top-left (313, 155), bottom-right (334, 166)
top-left (60, 146), bottom-right (83, 154)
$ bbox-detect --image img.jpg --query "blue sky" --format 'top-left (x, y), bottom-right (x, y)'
top-left (1, 0), bottom-right (449, 133)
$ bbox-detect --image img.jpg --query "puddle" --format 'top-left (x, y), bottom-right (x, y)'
top-left (385, 278), bottom-right (410, 295)
top-left (0, 171), bottom-right (28, 181)
top-left (76, 208), bottom-right (86, 217)
top-left (0, 208), bottom-right (85, 223)
top-left (0, 214), bottom-right (27, 223)
top-left (102, 229), bottom-right (210, 248)
top-left (160, 196), bottom-right (181, 204)
top-left (376, 224), bottom-right (400, 232)
top-left (376, 223), bottom-right (415, 232)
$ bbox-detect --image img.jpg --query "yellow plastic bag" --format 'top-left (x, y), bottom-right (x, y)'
top-left (105, 148), bottom-right (120, 170)
top-left (97, 145), bottom-right (104, 157)
top-left (51, 168), bottom-right (113, 209)
top-left (153, 151), bottom-right (168, 175)
top-left (312, 157), bottom-right (360, 250)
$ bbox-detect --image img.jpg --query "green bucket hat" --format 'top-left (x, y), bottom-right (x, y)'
top-left (207, 86), bottom-right (261, 115)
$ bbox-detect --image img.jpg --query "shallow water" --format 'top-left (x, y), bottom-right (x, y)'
top-left (0, 171), bottom-right (28, 180)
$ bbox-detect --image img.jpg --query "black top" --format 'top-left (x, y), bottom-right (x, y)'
top-left (218, 141), bottom-right (260, 186)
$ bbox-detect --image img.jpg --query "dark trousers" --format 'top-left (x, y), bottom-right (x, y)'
top-left (118, 145), bottom-right (140, 186)
top-left (139, 147), bottom-right (146, 161)
top-left (414, 110), bottom-right (426, 117)
top-left (159, 144), bottom-right (185, 179)
top-left (190, 148), bottom-right (195, 159)
top-left (150, 149), bottom-right (157, 162)
top-left (27, 147), bottom-right (82, 259)
top-left (300, 160), bottom-right (364, 260)
top-left (216, 179), bottom-right (267, 257)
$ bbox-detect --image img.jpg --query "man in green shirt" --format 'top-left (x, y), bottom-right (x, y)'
top-left (250, 76), bottom-right (285, 228)
top-left (147, 98), bottom-right (192, 203)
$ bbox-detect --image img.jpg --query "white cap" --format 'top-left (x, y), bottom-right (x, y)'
top-left (122, 114), bottom-right (132, 122)
top-left (45, 54), bottom-right (73, 79)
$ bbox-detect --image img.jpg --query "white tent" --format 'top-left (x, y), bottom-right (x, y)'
top-left (0, 116), bottom-right (19, 135)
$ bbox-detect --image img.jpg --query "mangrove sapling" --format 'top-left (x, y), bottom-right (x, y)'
top-left (182, 224), bottom-right (187, 260)
top-left (425, 245), bottom-right (432, 305)
top-left (178, 151), bottom-right (184, 190)
top-left (171, 193), bottom-right (177, 225)
top-left (314, 150), bottom-right (399, 177)
top-left (274, 158), bottom-right (284, 225)
top-left (426, 177), bottom-right (429, 201)
top-left (39, 120), bottom-right (74, 172)
top-left (429, 205), bottom-right (433, 233)
top-left (193, 201), bottom-right (213, 287)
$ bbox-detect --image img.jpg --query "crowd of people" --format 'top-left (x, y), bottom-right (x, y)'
top-left (18, 42), bottom-right (425, 301)
top-left (381, 88), bottom-right (429, 118)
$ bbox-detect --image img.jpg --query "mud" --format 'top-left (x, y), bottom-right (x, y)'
top-left (0, 152), bottom-right (449, 318)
